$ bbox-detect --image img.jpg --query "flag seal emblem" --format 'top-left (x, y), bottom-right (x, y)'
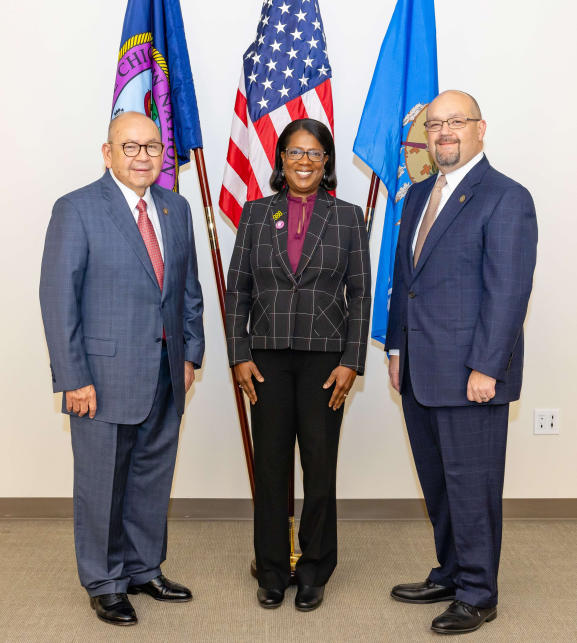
top-left (402, 104), bottom-right (437, 185)
top-left (112, 32), bottom-right (178, 191)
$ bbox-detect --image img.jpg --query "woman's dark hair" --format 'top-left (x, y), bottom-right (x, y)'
top-left (270, 118), bottom-right (337, 192)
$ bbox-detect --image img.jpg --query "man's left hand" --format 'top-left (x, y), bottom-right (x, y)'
top-left (467, 370), bottom-right (496, 403)
top-left (185, 361), bottom-right (195, 393)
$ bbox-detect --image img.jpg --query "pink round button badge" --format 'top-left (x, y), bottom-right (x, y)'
top-left (275, 220), bottom-right (285, 229)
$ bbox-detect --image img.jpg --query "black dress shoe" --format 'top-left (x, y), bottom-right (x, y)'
top-left (295, 585), bottom-right (324, 612)
top-left (127, 574), bottom-right (192, 602)
top-left (90, 593), bottom-right (137, 626)
top-left (391, 579), bottom-right (456, 604)
top-left (431, 600), bottom-right (497, 634)
top-left (257, 587), bottom-right (285, 609)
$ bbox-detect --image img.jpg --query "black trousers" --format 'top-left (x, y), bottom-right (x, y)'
top-left (251, 349), bottom-right (344, 590)
top-left (401, 358), bottom-right (509, 608)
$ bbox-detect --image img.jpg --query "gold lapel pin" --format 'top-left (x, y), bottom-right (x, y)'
top-left (459, 194), bottom-right (466, 203)
top-left (162, 207), bottom-right (169, 215)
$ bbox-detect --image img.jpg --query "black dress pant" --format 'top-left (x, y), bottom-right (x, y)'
top-left (251, 349), bottom-right (344, 590)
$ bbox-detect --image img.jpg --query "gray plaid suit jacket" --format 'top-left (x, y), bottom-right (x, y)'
top-left (225, 188), bottom-right (371, 374)
top-left (39, 171), bottom-right (205, 424)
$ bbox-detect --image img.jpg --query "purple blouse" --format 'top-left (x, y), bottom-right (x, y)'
top-left (286, 192), bottom-right (317, 273)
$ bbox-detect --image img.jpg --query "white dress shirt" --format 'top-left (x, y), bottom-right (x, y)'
top-left (389, 151), bottom-right (485, 356)
top-left (110, 170), bottom-right (164, 260)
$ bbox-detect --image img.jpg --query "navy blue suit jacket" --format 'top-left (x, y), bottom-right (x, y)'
top-left (40, 171), bottom-right (205, 424)
top-left (385, 156), bottom-right (537, 406)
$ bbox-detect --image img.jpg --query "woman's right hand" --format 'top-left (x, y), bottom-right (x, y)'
top-left (234, 361), bottom-right (265, 405)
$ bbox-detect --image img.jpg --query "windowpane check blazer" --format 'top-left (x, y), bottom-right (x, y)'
top-left (225, 188), bottom-right (371, 374)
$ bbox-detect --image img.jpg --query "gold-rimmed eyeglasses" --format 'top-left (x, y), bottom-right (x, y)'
top-left (423, 118), bottom-right (481, 132)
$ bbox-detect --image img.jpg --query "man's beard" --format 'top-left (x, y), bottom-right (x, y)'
top-left (434, 138), bottom-right (460, 168)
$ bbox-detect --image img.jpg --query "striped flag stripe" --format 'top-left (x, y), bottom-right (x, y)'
top-left (303, 83), bottom-right (333, 133)
top-left (229, 112), bottom-right (250, 157)
top-left (222, 161), bottom-right (249, 204)
top-left (246, 117), bottom-right (275, 197)
top-left (233, 88), bottom-right (248, 127)
top-left (315, 80), bottom-right (334, 132)
top-left (285, 95), bottom-right (308, 122)
top-left (252, 114), bottom-right (278, 168)
top-left (219, 185), bottom-right (243, 225)
top-left (225, 138), bottom-right (250, 184)
top-left (267, 104), bottom-right (293, 137)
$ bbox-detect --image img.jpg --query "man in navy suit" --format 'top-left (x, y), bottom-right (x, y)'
top-left (386, 91), bottom-right (537, 635)
top-left (40, 112), bottom-right (204, 626)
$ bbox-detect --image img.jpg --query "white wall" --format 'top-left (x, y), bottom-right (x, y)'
top-left (1, 0), bottom-right (575, 499)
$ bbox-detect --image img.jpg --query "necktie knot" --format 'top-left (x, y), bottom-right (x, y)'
top-left (435, 174), bottom-right (447, 190)
top-left (137, 198), bottom-right (148, 219)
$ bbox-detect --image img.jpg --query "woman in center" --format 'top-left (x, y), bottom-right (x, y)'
top-left (225, 118), bottom-right (371, 611)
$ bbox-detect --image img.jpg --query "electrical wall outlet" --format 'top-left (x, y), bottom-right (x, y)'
top-left (534, 409), bottom-right (559, 435)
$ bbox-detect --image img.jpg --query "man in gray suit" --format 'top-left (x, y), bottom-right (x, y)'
top-left (40, 112), bottom-right (204, 626)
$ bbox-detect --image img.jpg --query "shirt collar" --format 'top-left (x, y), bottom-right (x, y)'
top-left (442, 151), bottom-right (484, 191)
top-left (287, 191), bottom-right (317, 204)
top-left (109, 169), bottom-right (153, 213)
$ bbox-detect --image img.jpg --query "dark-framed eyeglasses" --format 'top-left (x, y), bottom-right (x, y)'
top-left (109, 142), bottom-right (164, 157)
top-left (284, 147), bottom-right (326, 162)
top-left (423, 118), bottom-right (481, 132)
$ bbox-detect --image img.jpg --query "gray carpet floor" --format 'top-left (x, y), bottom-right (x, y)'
top-left (0, 519), bottom-right (575, 642)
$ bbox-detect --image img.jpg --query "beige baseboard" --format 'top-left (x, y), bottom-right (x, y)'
top-left (1, 498), bottom-right (576, 520)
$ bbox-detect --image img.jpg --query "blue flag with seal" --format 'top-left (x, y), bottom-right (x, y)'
top-left (112, 0), bottom-right (203, 191)
top-left (353, 0), bottom-right (438, 344)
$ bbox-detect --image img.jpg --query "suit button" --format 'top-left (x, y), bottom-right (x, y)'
top-left (155, 337), bottom-right (162, 343)
top-left (292, 285), bottom-right (297, 292)
top-left (402, 326), bottom-right (407, 332)
top-left (408, 291), bottom-right (416, 299)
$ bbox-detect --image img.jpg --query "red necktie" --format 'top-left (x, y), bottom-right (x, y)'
top-left (137, 199), bottom-right (166, 340)
top-left (137, 199), bottom-right (164, 290)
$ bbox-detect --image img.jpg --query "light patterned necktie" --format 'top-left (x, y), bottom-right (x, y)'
top-left (137, 198), bottom-right (164, 290)
top-left (413, 173), bottom-right (447, 267)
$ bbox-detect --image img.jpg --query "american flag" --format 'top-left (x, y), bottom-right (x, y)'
top-left (220, 0), bottom-right (334, 226)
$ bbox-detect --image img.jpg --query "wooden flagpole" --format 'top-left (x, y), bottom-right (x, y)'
top-left (193, 149), bottom-right (299, 582)
top-left (364, 171), bottom-right (381, 239)
top-left (192, 148), bottom-right (255, 500)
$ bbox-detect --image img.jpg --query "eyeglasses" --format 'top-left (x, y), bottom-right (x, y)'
top-left (423, 118), bottom-right (481, 132)
top-left (284, 147), bottom-right (326, 162)
top-left (109, 142), bottom-right (164, 157)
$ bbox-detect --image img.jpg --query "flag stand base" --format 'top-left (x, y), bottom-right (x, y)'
top-left (250, 516), bottom-right (301, 584)
top-left (250, 556), bottom-right (300, 585)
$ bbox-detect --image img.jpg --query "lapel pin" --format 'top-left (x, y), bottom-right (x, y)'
top-left (163, 207), bottom-right (169, 215)
top-left (275, 220), bottom-right (285, 230)
top-left (459, 194), bottom-right (466, 203)
top-left (272, 210), bottom-right (284, 221)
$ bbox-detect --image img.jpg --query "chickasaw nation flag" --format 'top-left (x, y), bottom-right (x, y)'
top-left (220, 0), bottom-right (334, 227)
top-left (112, 0), bottom-right (203, 191)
